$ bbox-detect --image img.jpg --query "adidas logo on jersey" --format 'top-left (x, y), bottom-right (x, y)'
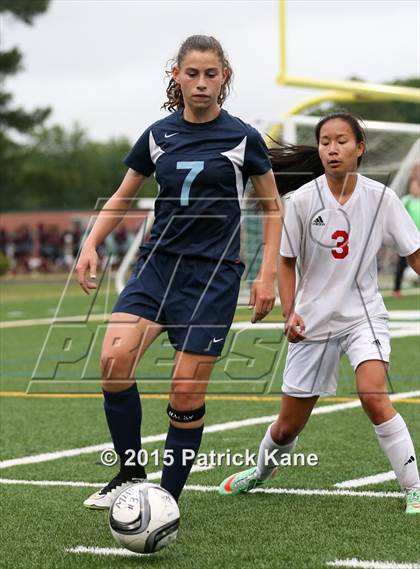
top-left (372, 339), bottom-right (382, 347)
top-left (404, 455), bottom-right (416, 466)
top-left (312, 216), bottom-right (325, 226)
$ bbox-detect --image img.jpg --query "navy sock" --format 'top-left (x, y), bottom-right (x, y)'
top-left (160, 424), bottom-right (204, 502)
top-left (103, 383), bottom-right (146, 478)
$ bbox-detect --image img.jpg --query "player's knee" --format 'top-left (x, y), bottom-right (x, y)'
top-left (359, 393), bottom-right (393, 424)
top-left (170, 384), bottom-right (205, 411)
top-left (100, 346), bottom-right (136, 381)
top-left (270, 421), bottom-right (300, 445)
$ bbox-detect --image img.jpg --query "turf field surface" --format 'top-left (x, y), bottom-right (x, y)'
top-left (1, 279), bottom-right (419, 569)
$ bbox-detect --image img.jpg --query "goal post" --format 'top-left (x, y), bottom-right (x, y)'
top-left (115, 199), bottom-right (155, 294)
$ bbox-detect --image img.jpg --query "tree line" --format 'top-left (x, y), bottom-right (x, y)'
top-left (1, 124), bottom-right (157, 211)
top-left (0, 1), bottom-right (418, 212)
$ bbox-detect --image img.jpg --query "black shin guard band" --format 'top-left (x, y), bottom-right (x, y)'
top-left (166, 404), bottom-right (206, 423)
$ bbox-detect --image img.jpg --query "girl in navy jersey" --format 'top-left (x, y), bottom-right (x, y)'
top-left (77, 35), bottom-right (282, 507)
top-left (219, 112), bottom-right (420, 514)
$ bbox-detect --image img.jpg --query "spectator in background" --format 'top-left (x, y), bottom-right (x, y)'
top-left (13, 224), bottom-right (33, 273)
top-left (72, 221), bottom-right (83, 260)
top-left (0, 220), bottom-right (136, 275)
top-left (38, 224), bottom-right (62, 272)
top-left (38, 223), bottom-right (51, 272)
top-left (0, 229), bottom-right (8, 256)
top-left (114, 224), bottom-right (128, 260)
top-left (393, 164), bottom-right (420, 297)
top-left (62, 230), bottom-right (75, 269)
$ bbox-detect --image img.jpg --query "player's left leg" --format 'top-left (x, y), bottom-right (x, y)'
top-left (160, 351), bottom-right (216, 502)
top-left (219, 337), bottom-right (342, 496)
top-left (159, 257), bottom-right (243, 501)
top-left (356, 360), bottom-right (420, 513)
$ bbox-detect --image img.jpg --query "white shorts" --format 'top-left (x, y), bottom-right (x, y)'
top-left (282, 318), bottom-right (391, 398)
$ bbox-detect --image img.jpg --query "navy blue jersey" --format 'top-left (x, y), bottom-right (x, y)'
top-left (124, 109), bottom-right (271, 262)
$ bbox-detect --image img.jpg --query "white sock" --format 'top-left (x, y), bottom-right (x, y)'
top-left (256, 423), bottom-right (297, 480)
top-left (374, 413), bottom-right (420, 490)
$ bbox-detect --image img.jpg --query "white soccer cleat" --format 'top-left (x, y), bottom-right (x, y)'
top-left (83, 475), bottom-right (146, 510)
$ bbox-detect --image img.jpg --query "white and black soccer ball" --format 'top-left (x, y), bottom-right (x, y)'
top-left (109, 482), bottom-right (180, 554)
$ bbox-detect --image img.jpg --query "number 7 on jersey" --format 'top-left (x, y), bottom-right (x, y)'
top-left (176, 161), bottom-right (204, 206)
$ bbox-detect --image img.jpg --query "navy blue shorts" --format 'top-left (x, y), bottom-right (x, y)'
top-left (112, 250), bottom-right (244, 356)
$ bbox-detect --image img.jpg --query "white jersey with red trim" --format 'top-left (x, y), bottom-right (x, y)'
top-left (280, 174), bottom-right (420, 341)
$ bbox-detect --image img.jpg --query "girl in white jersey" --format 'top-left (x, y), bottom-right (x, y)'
top-left (219, 112), bottom-right (420, 514)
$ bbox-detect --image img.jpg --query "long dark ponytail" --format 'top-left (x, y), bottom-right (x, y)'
top-left (269, 112), bottom-right (366, 195)
top-left (269, 143), bottom-right (324, 196)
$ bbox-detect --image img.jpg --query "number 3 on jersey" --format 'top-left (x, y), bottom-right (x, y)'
top-left (176, 161), bottom-right (204, 206)
top-left (331, 230), bottom-right (349, 259)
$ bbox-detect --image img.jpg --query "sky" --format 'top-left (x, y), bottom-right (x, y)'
top-left (2, 0), bottom-right (419, 142)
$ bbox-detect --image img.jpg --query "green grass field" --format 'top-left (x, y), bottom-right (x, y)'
top-left (1, 278), bottom-right (419, 569)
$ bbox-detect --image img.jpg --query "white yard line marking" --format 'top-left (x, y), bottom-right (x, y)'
top-left (66, 546), bottom-right (141, 557)
top-left (0, 478), bottom-right (404, 499)
top-left (387, 310), bottom-right (419, 321)
top-left (0, 479), bottom-right (102, 488)
top-left (388, 322), bottom-right (420, 338)
top-left (335, 471), bottom-right (396, 488)
top-left (0, 315), bottom-right (98, 328)
top-left (1, 310), bottom-right (419, 329)
top-left (185, 485), bottom-right (404, 499)
top-left (0, 463), bottom-right (214, 487)
top-left (326, 559), bottom-right (420, 569)
top-left (249, 487), bottom-right (404, 499)
top-left (1, 390), bottom-right (418, 470)
top-left (0, 442), bottom-right (118, 470)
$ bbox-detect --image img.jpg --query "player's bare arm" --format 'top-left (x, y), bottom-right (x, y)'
top-left (406, 247), bottom-right (420, 275)
top-left (249, 170), bottom-right (283, 322)
top-left (76, 168), bottom-right (145, 294)
top-left (278, 255), bottom-right (305, 342)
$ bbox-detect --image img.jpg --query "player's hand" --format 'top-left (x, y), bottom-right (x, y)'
top-left (284, 312), bottom-right (306, 343)
top-left (249, 277), bottom-right (276, 323)
top-left (76, 245), bottom-right (98, 295)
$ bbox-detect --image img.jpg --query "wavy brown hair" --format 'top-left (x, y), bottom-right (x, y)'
top-left (162, 35), bottom-right (233, 113)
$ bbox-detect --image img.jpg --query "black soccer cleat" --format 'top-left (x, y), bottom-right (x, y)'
top-left (84, 472), bottom-right (146, 510)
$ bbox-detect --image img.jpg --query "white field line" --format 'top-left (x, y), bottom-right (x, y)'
top-left (387, 310), bottom-right (420, 321)
top-left (326, 560), bottom-right (420, 569)
top-left (1, 314), bottom-right (102, 328)
top-left (335, 471), bottom-right (396, 489)
top-left (66, 546), bottom-right (140, 557)
top-left (0, 479), bottom-right (404, 499)
top-left (388, 322), bottom-right (420, 338)
top-left (0, 463), bottom-right (214, 488)
top-left (231, 322), bottom-right (419, 337)
top-left (0, 479), bottom-right (102, 488)
top-left (0, 399), bottom-right (371, 469)
top-left (72, 547), bottom-right (417, 561)
top-left (186, 485), bottom-right (405, 499)
top-left (2, 319), bottom-right (417, 337)
top-left (1, 390), bottom-right (418, 471)
top-left (1, 310), bottom-right (419, 329)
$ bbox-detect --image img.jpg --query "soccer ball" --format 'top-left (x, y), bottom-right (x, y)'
top-left (109, 482), bottom-right (180, 554)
